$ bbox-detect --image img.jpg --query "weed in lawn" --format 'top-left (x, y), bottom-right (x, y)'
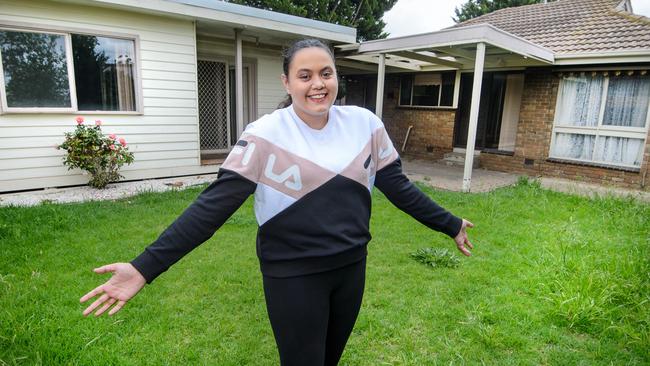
top-left (410, 247), bottom-right (460, 269)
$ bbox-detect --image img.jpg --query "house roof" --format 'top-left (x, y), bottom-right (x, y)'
top-left (168, 0), bottom-right (356, 39)
top-left (451, 0), bottom-right (650, 55)
top-left (83, 0), bottom-right (356, 44)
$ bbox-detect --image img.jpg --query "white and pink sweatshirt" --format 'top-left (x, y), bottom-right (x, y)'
top-left (131, 105), bottom-right (462, 280)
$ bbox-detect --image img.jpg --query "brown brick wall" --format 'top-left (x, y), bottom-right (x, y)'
top-left (380, 75), bottom-right (456, 160)
top-left (347, 70), bottom-right (649, 191)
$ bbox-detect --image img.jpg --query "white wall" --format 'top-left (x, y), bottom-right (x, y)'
top-left (0, 0), bottom-right (216, 192)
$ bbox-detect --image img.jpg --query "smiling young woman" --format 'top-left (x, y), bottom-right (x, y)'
top-left (280, 44), bottom-right (338, 129)
top-left (80, 38), bottom-right (475, 366)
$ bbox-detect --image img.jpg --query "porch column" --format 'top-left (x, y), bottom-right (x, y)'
top-left (235, 28), bottom-right (244, 138)
top-left (375, 53), bottom-right (385, 119)
top-left (462, 42), bottom-right (486, 193)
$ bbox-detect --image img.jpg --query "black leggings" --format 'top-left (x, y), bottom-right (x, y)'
top-left (262, 258), bottom-right (366, 366)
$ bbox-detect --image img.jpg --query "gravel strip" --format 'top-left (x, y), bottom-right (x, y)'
top-left (0, 174), bottom-right (218, 207)
top-left (2, 167), bottom-right (648, 207)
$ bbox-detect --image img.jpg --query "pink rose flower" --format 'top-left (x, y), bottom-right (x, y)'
top-left (109, 145), bottom-right (116, 151)
top-left (119, 138), bottom-right (127, 147)
top-left (95, 120), bottom-right (102, 126)
top-left (75, 116), bottom-right (84, 125)
top-left (109, 133), bottom-right (116, 140)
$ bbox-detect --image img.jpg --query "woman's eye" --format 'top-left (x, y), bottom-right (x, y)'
top-left (298, 74), bottom-right (309, 80)
top-left (322, 71), bottom-right (332, 78)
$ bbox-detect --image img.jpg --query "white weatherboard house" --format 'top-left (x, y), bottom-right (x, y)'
top-left (0, 0), bottom-right (355, 193)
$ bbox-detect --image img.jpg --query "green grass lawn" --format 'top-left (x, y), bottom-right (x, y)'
top-left (1, 180), bottom-right (648, 365)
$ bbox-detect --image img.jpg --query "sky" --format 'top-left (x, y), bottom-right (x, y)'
top-left (383, 0), bottom-right (650, 38)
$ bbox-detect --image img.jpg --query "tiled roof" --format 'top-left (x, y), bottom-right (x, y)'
top-left (451, 0), bottom-right (650, 54)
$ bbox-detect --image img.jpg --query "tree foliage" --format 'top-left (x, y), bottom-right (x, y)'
top-left (228, 0), bottom-right (398, 41)
top-left (453, 0), bottom-right (550, 23)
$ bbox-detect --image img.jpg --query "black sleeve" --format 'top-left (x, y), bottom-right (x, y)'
top-left (130, 169), bottom-right (256, 283)
top-left (374, 158), bottom-right (462, 238)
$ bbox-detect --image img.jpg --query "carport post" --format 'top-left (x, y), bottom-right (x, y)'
top-left (375, 53), bottom-right (385, 119)
top-left (235, 28), bottom-right (244, 138)
top-left (462, 42), bottom-right (486, 193)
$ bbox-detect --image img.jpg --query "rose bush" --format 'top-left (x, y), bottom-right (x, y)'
top-left (57, 117), bottom-right (134, 189)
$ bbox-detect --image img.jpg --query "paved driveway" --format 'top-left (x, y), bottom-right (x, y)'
top-left (402, 158), bottom-right (519, 193)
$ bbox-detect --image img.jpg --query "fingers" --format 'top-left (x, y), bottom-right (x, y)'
top-left (457, 243), bottom-right (472, 257)
top-left (108, 300), bottom-right (127, 316)
top-left (80, 284), bottom-right (104, 303)
top-left (83, 293), bottom-right (109, 316)
top-left (465, 220), bottom-right (474, 228)
top-left (465, 238), bottom-right (474, 250)
top-left (94, 297), bottom-right (117, 317)
top-left (94, 263), bottom-right (117, 274)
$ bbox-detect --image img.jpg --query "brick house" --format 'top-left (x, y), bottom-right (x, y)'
top-left (337, 0), bottom-right (650, 191)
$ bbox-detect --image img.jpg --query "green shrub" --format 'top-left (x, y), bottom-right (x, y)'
top-left (57, 117), bottom-right (134, 189)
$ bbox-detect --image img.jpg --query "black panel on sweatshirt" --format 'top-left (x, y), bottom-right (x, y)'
top-left (257, 175), bottom-right (371, 277)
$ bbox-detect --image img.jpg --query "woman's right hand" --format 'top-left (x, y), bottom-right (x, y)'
top-left (80, 263), bottom-right (146, 317)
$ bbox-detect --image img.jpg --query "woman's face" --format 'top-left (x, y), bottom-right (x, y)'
top-left (282, 47), bottom-right (338, 128)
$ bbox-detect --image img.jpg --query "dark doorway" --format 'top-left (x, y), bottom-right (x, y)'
top-left (454, 72), bottom-right (507, 150)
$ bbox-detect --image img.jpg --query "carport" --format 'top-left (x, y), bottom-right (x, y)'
top-left (338, 24), bottom-right (554, 192)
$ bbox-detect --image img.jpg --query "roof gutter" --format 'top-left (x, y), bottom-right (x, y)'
top-left (554, 49), bottom-right (650, 65)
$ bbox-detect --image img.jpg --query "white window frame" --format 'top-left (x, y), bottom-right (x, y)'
top-left (0, 24), bottom-right (142, 115)
top-left (398, 70), bottom-right (459, 109)
top-left (0, 27), bottom-right (77, 113)
top-left (549, 73), bottom-right (650, 169)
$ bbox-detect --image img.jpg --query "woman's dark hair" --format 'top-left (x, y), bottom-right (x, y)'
top-left (277, 39), bottom-right (335, 109)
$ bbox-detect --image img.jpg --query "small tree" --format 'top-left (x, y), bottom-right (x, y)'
top-left (453, 0), bottom-right (549, 23)
top-left (57, 117), bottom-right (134, 189)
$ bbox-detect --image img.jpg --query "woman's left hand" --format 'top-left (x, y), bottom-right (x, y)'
top-left (454, 219), bottom-right (474, 256)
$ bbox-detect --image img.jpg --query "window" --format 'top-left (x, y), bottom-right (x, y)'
top-left (72, 35), bottom-right (136, 111)
top-left (399, 71), bottom-right (455, 107)
top-left (0, 27), bottom-right (137, 112)
top-left (0, 30), bottom-right (72, 108)
top-left (550, 72), bottom-right (650, 168)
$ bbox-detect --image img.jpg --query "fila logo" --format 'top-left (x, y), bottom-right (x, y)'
top-left (231, 140), bottom-right (256, 166)
top-left (264, 154), bottom-right (302, 191)
top-left (379, 144), bottom-right (392, 160)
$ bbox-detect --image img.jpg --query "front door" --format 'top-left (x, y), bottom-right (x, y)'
top-left (454, 72), bottom-right (508, 150)
top-left (228, 65), bottom-right (252, 146)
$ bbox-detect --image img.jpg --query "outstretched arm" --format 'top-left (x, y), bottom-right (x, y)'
top-left (80, 169), bottom-right (256, 316)
top-left (374, 158), bottom-right (474, 256)
top-left (130, 169), bottom-right (256, 282)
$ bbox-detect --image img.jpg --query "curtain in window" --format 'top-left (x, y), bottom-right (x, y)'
top-left (116, 51), bottom-right (135, 111)
top-left (603, 76), bottom-right (650, 127)
top-left (552, 133), bottom-right (595, 160)
top-left (594, 136), bottom-right (643, 166)
top-left (556, 76), bottom-right (603, 126)
top-left (73, 35), bottom-right (135, 111)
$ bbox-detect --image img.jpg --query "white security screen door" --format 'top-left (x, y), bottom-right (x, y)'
top-left (198, 60), bottom-right (230, 153)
